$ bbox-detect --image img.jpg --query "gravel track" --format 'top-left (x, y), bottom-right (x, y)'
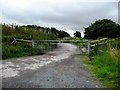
top-left (1, 43), bottom-right (102, 88)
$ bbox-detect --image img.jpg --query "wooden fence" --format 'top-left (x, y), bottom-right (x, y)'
top-left (90, 38), bottom-right (110, 51)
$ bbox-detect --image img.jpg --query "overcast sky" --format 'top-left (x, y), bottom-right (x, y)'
top-left (0, 0), bottom-right (119, 37)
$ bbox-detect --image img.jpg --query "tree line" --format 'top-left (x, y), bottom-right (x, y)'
top-left (21, 25), bottom-right (70, 39)
top-left (2, 24), bottom-right (70, 39)
top-left (2, 18), bottom-right (120, 40)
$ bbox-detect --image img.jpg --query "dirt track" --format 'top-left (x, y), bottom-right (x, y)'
top-left (1, 43), bottom-right (102, 88)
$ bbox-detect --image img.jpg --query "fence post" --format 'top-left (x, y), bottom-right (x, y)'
top-left (88, 41), bottom-right (90, 55)
top-left (32, 40), bottom-right (34, 48)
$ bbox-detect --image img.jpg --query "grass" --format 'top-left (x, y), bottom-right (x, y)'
top-left (2, 42), bottom-right (57, 60)
top-left (87, 39), bottom-right (120, 88)
top-left (2, 24), bottom-right (57, 60)
top-left (65, 37), bottom-right (88, 48)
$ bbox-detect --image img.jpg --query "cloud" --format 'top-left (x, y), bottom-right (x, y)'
top-left (0, 0), bottom-right (118, 36)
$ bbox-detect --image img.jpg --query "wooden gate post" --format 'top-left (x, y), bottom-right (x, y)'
top-left (88, 41), bottom-right (90, 55)
top-left (32, 40), bottom-right (34, 48)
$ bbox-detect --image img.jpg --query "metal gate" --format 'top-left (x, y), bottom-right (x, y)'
top-left (12, 38), bottom-right (90, 55)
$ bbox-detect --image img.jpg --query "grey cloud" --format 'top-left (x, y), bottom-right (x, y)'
top-left (0, 0), bottom-right (118, 36)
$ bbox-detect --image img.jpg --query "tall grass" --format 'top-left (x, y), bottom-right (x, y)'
top-left (89, 40), bottom-right (120, 88)
top-left (2, 24), bottom-right (57, 60)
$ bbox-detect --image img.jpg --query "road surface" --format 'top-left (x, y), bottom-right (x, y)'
top-left (1, 43), bottom-right (102, 88)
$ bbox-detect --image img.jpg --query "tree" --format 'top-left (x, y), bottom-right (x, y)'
top-left (74, 31), bottom-right (81, 38)
top-left (50, 28), bottom-right (70, 38)
top-left (58, 30), bottom-right (70, 38)
top-left (84, 19), bottom-right (120, 39)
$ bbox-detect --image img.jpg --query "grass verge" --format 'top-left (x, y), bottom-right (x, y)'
top-left (87, 41), bottom-right (120, 88)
